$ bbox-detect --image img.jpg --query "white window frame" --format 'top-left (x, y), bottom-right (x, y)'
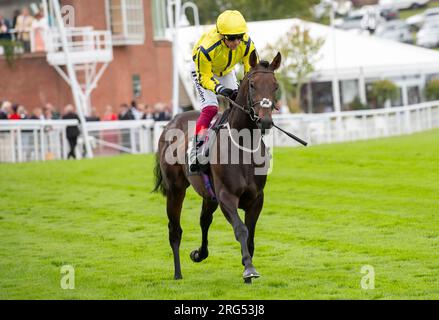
top-left (151, 0), bottom-right (168, 40)
top-left (105, 0), bottom-right (145, 46)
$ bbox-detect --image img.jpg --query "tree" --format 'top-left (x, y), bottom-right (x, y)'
top-left (425, 79), bottom-right (439, 101)
top-left (0, 40), bottom-right (23, 69)
top-left (263, 25), bottom-right (324, 112)
top-left (370, 80), bottom-right (399, 108)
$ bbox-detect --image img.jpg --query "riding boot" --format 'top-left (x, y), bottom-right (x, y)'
top-left (188, 134), bottom-right (205, 173)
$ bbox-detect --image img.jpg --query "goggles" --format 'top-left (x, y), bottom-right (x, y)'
top-left (224, 34), bottom-right (244, 41)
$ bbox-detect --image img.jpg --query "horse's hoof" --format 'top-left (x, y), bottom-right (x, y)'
top-left (243, 267), bottom-right (260, 281)
top-left (190, 249), bottom-right (207, 263)
top-left (174, 274), bottom-right (183, 280)
top-left (190, 249), bottom-right (208, 263)
top-left (190, 250), bottom-right (200, 262)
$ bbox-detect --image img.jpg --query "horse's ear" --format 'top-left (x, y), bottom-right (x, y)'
top-left (249, 50), bottom-right (258, 69)
top-left (269, 52), bottom-right (282, 71)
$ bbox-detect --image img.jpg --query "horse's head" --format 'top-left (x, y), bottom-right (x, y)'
top-left (241, 51), bottom-right (281, 131)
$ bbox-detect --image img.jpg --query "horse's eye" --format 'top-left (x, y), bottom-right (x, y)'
top-left (250, 82), bottom-right (255, 89)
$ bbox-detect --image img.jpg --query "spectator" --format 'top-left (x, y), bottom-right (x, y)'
top-left (163, 104), bottom-right (172, 120)
top-left (12, 10), bottom-right (20, 29)
top-left (9, 104), bottom-right (21, 120)
top-left (15, 7), bottom-right (34, 53)
top-left (118, 103), bottom-right (134, 120)
top-left (30, 107), bottom-right (44, 120)
top-left (153, 103), bottom-right (171, 121)
top-left (102, 105), bottom-right (118, 150)
top-left (86, 107), bottom-right (100, 121)
top-left (44, 103), bottom-right (60, 119)
top-left (135, 103), bottom-right (146, 120)
top-left (31, 11), bottom-right (47, 52)
top-left (17, 105), bottom-right (28, 119)
top-left (142, 105), bottom-right (154, 120)
top-left (0, 101), bottom-right (12, 119)
top-left (129, 100), bottom-right (143, 120)
top-left (0, 15), bottom-right (12, 40)
top-left (62, 105), bottom-right (80, 159)
top-left (103, 105), bottom-right (117, 121)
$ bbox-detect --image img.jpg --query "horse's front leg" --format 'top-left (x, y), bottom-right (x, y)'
top-left (218, 190), bottom-right (260, 282)
top-left (245, 192), bottom-right (264, 259)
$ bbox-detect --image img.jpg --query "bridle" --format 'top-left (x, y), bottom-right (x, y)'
top-left (225, 69), bottom-right (278, 123)
top-left (223, 69), bottom-right (309, 147)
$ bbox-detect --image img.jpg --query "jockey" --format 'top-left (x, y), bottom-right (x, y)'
top-left (188, 10), bottom-right (258, 173)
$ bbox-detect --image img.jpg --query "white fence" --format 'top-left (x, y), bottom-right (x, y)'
top-left (0, 102), bottom-right (438, 163)
top-left (271, 101), bottom-right (439, 147)
top-left (0, 119), bottom-right (155, 163)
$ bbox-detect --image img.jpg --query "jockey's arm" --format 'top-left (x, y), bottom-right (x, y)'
top-left (194, 48), bottom-right (222, 94)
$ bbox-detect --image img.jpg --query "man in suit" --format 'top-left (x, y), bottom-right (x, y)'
top-left (62, 105), bottom-right (80, 159)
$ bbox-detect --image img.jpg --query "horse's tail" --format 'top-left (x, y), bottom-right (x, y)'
top-left (152, 152), bottom-right (167, 196)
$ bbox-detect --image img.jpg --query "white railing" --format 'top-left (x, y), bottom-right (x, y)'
top-left (0, 101), bottom-right (438, 163)
top-left (45, 27), bottom-right (113, 65)
top-left (46, 27), bottom-right (112, 53)
top-left (0, 120), bottom-right (155, 163)
top-left (271, 101), bottom-right (439, 146)
top-left (0, 120), bottom-right (77, 162)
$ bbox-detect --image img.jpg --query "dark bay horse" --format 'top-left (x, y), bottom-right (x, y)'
top-left (153, 51), bottom-right (281, 282)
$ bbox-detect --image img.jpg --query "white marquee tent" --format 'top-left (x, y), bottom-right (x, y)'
top-left (177, 18), bottom-right (439, 112)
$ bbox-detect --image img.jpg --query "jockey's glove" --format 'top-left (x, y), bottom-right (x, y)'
top-left (216, 85), bottom-right (235, 98)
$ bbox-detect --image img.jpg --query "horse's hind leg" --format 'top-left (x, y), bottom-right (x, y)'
top-left (190, 199), bottom-right (218, 263)
top-left (167, 187), bottom-right (186, 280)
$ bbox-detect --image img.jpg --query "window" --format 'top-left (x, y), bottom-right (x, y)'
top-left (106, 0), bottom-right (145, 45)
top-left (151, 0), bottom-right (167, 40)
top-left (340, 79), bottom-right (360, 111)
top-left (311, 82), bottom-right (333, 113)
top-left (132, 74), bottom-right (141, 98)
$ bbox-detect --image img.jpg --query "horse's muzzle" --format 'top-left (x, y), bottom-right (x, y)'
top-left (259, 117), bottom-right (273, 130)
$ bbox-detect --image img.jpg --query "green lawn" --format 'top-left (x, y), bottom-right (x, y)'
top-left (1, 130), bottom-right (438, 299)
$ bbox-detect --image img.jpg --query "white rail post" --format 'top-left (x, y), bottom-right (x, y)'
top-left (17, 129), bottom-right (23, 162)
top-left (169, 0), bottom-right (182, 117)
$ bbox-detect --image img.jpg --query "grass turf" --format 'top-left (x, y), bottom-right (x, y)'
top-left (0, 129), bottom-right (438, 299)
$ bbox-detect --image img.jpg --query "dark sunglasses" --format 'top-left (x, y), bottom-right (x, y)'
top-left (224, 34), bottom-right (244, 41)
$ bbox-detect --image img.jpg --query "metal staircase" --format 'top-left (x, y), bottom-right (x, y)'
top-left (167, 0), bottom-right (201, 112)
top-left (42, 0), bottom-right (113, 158)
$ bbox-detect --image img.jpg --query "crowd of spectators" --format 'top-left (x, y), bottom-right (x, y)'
top-left (0, 6), bottom-right (48, 53)
top-left (0, 100), bottom-right (173, 122)
top-left (0, 100), bottom-right (173, 160)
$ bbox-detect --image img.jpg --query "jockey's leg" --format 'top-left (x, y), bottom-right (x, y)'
top-left (189, 65), bottom-right (220, 172)
top-left (189, 105), bottom-right (218, 172)
top-left (195, 105), bottom-right (218, 137)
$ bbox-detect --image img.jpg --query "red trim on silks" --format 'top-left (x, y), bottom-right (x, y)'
top-left (195, 105), bottom-right (218, 135)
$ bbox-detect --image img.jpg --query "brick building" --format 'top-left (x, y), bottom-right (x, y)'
top-left (0, 0), bottom-right (172, 116)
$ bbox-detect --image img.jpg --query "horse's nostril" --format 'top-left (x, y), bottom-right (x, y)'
top-left (261, 118), bottom-right (273, 130)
